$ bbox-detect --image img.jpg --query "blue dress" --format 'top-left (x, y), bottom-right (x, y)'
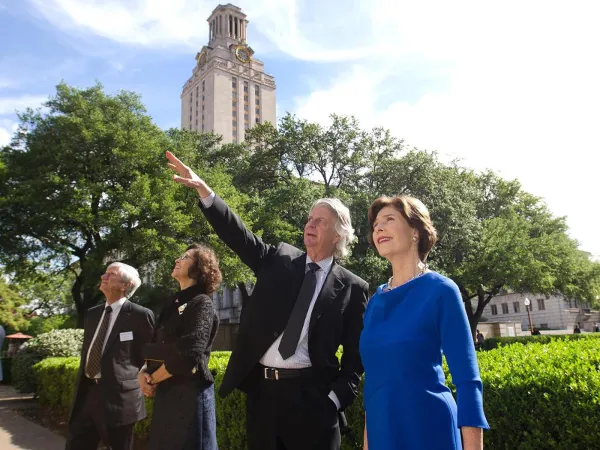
top-left (359, 272), bottom-right (489, 450)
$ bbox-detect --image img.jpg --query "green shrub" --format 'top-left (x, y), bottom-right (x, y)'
top-left (478, 338), bottom-right (600, 449)
top-left (33, 357), bottom-right (80, 409)
top-left (12, 348), bottom-right (41, 393)
top-left (12, 329), bottom-right (83, 393)
top-left (32, 337), bottom-right (600, 449)
top-left (483, 332), bottom-right (600, 350)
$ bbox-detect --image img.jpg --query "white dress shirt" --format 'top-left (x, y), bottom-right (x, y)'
top-left (86, 297), bottom-right (127, 379)
top-left (259, 256), bottom-right (333, 368)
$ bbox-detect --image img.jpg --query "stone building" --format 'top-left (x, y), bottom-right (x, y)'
top-left (180, 4), bottom-right (276, 143)
top-left (473, 292), bottom-right (600, 332)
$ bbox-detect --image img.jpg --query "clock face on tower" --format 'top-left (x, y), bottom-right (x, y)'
top-left (198, 52), bottom-right (207, 68)
top-left (235, 46), bottom-right (251, 63)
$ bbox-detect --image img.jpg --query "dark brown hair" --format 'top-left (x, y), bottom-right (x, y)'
top-left (186, 243), bottom-right (222, 295)
top-left (367, 195), bottom-right (438, 262)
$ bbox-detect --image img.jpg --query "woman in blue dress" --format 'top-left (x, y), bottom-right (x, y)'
top-left (360, 195), bottom-right (489, 450)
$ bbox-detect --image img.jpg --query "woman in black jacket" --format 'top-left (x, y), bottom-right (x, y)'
top-left (139, 243), bottom-right (221, 450)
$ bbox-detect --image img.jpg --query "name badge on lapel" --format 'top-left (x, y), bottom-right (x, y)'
top-left (120, 331), bottom-right (134, 342)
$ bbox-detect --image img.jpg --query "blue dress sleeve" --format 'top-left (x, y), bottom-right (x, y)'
top-left (435, 280), bottom-right (489, 429)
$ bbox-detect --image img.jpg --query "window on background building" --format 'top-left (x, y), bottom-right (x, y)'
top-left (202, 124), bottom-right (204, 131)
top-left (244, 105), bottom-right (248, 111)
top-left (196, 100), bottom-right (198, 107)
top-left (244, 82), bottom-right (248, 92)
top-left (537, 298), bottom-right (546, 311)
top-left (244, 123), bottom-right (249, 130)
top-left (195, 119), bottom-right (198, 126)
top-left (513, 302), bottom-right (520, 313)
top-left (255, 117), bottom-right (260, 124)
top-left (189, 124), bottom-right (191, 130)
top-left (202, 80), bottom-right (205, 91)
top-left (202, 114), bottom-right (204, 121)
top-left (232, 111), bottom-right (236, 117)
top-left (202, 95), bottom-right (205, 101)
top-left (189, 115), bottom-right (192, 121)
top-left (195, 110), bottom-right (198, 116)
top-left (255, 108), bottom-right (259, 115)
top-left (540, 323), bottom-right (548, 329)
top-left (244, 114), bottom-right (248, 121)
top-left (255, 99), bottom-right (260, 105)
top-left (232, 120), bottom-right (237, 127)
top-left (501, 303), bottom-right (509, 314)
top-left (491, 305), bottom-right (498, 316)
top-left (233, 99), bottom-right (237, 106)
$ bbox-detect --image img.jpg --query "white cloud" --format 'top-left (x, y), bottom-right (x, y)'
top-left (292, 1), bottom-right (600, 255)
top-left (28, 0), bottom-right (378, 59)
top-left (0, 120), bottom-right (18, 147)
top-left (0, 95), bottom-right (48, 115)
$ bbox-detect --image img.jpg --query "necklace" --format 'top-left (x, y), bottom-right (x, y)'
top-left (386, 264), bottom-right (427, 291)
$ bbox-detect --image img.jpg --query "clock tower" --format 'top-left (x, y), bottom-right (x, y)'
top-left (181, 4), bottom-right (276, 143)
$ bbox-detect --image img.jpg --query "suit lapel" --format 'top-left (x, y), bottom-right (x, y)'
top-left (102, 300), bottom-right (131, 356)
top-left (309, 263), bottom-right (345, 333)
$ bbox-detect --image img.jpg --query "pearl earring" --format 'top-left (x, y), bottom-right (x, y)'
top-left (412, 236), bottom-right (418, 242)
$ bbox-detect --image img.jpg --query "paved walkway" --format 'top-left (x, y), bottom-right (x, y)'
top-left (0, 385), bottom-right (66, 450)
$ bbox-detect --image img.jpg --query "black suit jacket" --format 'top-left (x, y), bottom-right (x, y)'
top-left (200, 195), bottom-right (369, 410)
top-left (69, 300), bottom-right (155, 427)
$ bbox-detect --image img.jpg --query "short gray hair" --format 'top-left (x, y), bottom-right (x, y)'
top-left (107, 262), bottom-right (142, 299)
top-left (310, 198), bottom-right (355, 260)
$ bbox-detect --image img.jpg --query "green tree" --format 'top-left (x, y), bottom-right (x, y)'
top-left (0, 83), bottom-right (253, 326)
top-left (0, 275), bottom-right (30, 331)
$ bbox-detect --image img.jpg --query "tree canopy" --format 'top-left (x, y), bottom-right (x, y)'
top-left (1, 83), bottom-right (598, 334)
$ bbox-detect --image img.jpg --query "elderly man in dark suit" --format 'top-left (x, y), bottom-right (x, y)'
top-left (167, 152), bottom-right (369, 450)
top-left (66, 262), bottom-right (155, 450)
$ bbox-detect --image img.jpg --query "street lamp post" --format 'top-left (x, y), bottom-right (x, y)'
top-left (524, 298), bottom-right (533, 333)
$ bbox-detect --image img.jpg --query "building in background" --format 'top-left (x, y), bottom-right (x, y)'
top-left (181, 3), bottom-right (276, 143)
top-left (473, 292), bottom-right (600, 332)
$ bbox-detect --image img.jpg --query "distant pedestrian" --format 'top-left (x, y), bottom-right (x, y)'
top-left (475, 330), bottom-right (485, 351)
top-left (573, 323), bottom-right (581, 334)
top-left (531, 328), bottom-right (541, 336)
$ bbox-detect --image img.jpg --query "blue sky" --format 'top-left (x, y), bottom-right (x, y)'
top-left (1, 1), bottom-right (599, 257)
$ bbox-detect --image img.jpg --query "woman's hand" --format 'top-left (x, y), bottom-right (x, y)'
top-left (166, 151), bottom-right (212, 198)
top-left (138, 370), bottom-right (156, 398)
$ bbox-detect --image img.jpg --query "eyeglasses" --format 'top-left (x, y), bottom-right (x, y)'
top-left (176, 254), bottom-right (192, 261)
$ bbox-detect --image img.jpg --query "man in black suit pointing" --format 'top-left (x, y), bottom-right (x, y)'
top-left (168, 151), bottom-right (368, 450)
top-left (66, 262), bottom-right (155, 450)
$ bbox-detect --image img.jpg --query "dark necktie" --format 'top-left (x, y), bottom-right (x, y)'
top-left (85, 306), bottom-right (113, 379)
top-left (278, 262), bottom-right (320, 360)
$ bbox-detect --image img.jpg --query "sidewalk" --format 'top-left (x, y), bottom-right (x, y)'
top-left (0, 385), bottom-right (66, 450)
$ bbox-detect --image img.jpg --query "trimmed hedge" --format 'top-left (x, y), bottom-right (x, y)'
top-left (13, 329), bottom-right (83, 393)
top-left (32, 337), bottom-right (600, 449)
top-left (483, 332), bottom-right (600, 350)
top-left (477, 337), bottom-right (600, 449)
